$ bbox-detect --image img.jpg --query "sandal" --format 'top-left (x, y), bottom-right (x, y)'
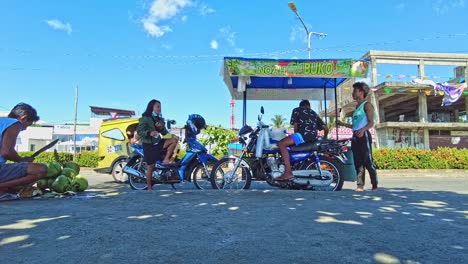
top-left (274, 177), bottom-right (294, 182)
top-left (162, 161), bottom-right (177, 166)
top-left (0, 193), bottom-right (20, 201)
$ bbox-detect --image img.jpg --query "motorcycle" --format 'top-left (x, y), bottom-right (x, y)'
top-left (210, 107), bottom-right (349, 191)
top-left (123, 115), bottom-right (218, 190)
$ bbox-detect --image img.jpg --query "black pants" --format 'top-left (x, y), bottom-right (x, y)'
top-left (351, 130), bottom-right (378, 188)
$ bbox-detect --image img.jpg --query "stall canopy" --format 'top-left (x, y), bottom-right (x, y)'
top-left (222, 57), bottom-right (370, 125)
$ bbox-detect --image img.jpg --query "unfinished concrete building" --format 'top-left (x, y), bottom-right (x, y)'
top-left (333, 50), bottom-right (468, 149)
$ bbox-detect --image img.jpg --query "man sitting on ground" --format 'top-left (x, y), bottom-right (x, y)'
top-left (0, 103), bottom-right (48, 201)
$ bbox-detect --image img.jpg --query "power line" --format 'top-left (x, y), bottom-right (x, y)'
top-left (1, 33), bottom-right (467, 60)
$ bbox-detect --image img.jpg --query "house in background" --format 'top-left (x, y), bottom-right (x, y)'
top-left (0, 106), bottom-right (138, 154)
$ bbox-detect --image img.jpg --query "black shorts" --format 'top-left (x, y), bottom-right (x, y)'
top-left (142, 142), bottom-right (164, 165)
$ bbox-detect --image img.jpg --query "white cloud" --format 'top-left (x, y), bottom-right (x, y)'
top-left (235, 48), bottom-right (244, 54)
top-left (181, 15), bottom-right (188, 22)
top-left (432, 0), bottom-right (465, 15)
top-left (219, 26), bottom-right (236, 47)
top-left (142, 0), bottom-right (192, 38)
top-left (45, 19), bottom-right (72, 35)
top-left (289, 25), bottom-right (308, 43)
top-left (200, 4), bottom-right (215, 16)
top-left (210, 40), bottom-right (218, 50)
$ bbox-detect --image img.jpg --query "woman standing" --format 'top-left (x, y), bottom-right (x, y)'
top-left (136, 100), bottom-right (167, 190)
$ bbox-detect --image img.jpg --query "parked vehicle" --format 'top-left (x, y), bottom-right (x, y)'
top-left (210, 107), bottom-right (349, 191)
top-left (95, 117), bottom-right (179, 183)
top-left (123, 114), bottom-right (218, 190)
top-left (94, 118), bottom-right (139, 183)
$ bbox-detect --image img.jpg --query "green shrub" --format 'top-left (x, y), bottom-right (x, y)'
top-left (19, 151), bottom-right (73, 164)
top-left (18, 151), bottom-right (98, 168)
top-left (74, 151), bottom-right (99, 168)
top-left (372, 147), bottom-right (468, 170)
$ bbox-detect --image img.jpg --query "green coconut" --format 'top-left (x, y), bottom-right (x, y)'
top-left (47, 178), bottom-right (55, 189)
top-left (36, 179), bottom-right (49, 190)
top-left (63, 161), bottom-right (80, 174)
top-left (62, 167), bottom-right (78, 180)
top-left (71, 175), bottom-right (89, 192)
top-left (51, 175), bottom-right (71, 193)
top-left (47, 161), bottom-right (62, 178)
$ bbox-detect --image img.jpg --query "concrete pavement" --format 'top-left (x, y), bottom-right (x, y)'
top-left (0, 169), bottom-right (467, 264)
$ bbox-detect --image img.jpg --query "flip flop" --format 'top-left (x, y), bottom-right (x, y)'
top-left (274, 177), bottom-right (294, 182)
top-left (0, 193), bottom-right (20, 201)
top-left (162, 161), bottom-right (177, 166)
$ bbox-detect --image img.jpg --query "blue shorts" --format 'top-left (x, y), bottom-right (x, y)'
top-left (0, 162), bottom-right (28, 183)
top-left (291, 133), bottom-right (305, 146)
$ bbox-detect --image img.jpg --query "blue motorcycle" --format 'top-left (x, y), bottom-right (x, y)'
top-left (123, 115), bottom-right (218, 190)
top-left (210, 107), bottom-right (349, 191)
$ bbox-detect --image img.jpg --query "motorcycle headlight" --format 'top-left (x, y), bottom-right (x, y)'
top-left (239, 132), bottom-right (252, 145)
top-left (238, 125), bottom-right (253, 145)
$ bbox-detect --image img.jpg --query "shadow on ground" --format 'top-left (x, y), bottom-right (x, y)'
top-left (1, 182), bottom-right (467, 264)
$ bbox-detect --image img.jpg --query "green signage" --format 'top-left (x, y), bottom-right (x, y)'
top-left (225, 58), bottom-right (369, 78)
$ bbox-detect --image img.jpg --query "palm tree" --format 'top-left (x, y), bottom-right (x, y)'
top-left (327, 116), bottom-right (336, 131)
top-left (271, 115), bottom-right (288, 128)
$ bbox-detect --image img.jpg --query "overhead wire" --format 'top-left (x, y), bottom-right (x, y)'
top-left (0, 33), bottom-right (467, 70)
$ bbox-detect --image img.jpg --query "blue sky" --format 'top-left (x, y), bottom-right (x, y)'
top-left (1, 0), bottom-right (467, 128)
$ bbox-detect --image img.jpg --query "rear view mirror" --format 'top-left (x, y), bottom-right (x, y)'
top-left (167, 119), bottom-right (176, 129)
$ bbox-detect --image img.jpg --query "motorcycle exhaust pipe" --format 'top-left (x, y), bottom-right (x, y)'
top-left (123, 166), bottom-right (145, 179)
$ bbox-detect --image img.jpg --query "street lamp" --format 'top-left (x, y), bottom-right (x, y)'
top-left (288, 2), bottom-right (327, 59)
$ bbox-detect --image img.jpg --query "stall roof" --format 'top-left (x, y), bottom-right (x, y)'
top-left (222, 57), bottom-right (369, 100)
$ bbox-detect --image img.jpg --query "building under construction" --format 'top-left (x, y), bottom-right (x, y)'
top-left (331, 50), bottom-right (468, 149)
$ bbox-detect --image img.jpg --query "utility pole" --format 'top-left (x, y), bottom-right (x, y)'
top-left (288, 2), bottom-right (327, 59)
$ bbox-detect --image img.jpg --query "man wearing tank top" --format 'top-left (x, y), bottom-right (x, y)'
top-left (337, 82), bottom-right (378, 192)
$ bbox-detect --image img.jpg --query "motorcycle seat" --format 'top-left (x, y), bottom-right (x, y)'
top-left (289, 141), bottom-right (321, 152)
top-left (289, 139), bottom-right (346, 152)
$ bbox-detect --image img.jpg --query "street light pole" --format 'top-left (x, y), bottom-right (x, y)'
top-left (288, 2), bottom-right (327, 59)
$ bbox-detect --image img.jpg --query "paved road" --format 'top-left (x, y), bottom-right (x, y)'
top-left (1, 169), bottom-right (467, 264)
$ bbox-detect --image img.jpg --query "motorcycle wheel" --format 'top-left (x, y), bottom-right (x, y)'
top-left (192, 160), bottom-right (216, 190)
top-left (210, 157), bottom-right (252, 190)
top-left (300, 156), bottom-right (343, 191)
top-left (112, 159), bottom-right (128, 183)
top-left (128, 159), bottom-right (148, 190)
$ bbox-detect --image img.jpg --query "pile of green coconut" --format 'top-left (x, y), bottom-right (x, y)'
top-left (35, 161), bottom-right (89, 194)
